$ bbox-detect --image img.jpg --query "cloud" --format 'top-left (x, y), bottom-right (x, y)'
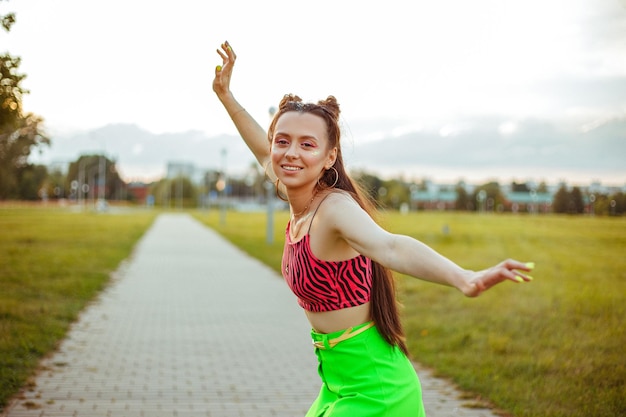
top-left (534, 76), bottom-right (626, 111)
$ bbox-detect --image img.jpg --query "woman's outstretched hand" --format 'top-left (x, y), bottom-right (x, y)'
top-left (463, 259), bottom-right (534, 297)
top-left (213, 40), bottom-right (236, 97)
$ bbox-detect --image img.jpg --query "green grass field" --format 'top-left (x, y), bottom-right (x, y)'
top-left (1, 207), bottom-right (623, 416)
top-left (0, 206), bottom-right (158, 411)
top-left (194, 210), bottom-right (626, 417)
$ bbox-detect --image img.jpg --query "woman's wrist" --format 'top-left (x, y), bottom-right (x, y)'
top-left (216, 89), bottom-right (234, 105)
top-left (454, 270), bottom-right (476, 295)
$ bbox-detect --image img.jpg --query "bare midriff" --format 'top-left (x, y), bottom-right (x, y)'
top-left (305, 302), bottom-right (372, 334)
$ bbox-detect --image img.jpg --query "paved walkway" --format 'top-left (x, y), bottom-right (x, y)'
top-left (3, 214), bottom-right (500, 417)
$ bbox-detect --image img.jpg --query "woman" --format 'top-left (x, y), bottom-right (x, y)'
top-left (212, 41), bottom-right (533, 417)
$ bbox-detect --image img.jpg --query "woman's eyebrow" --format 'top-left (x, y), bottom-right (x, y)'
top-left (274, 131), bottom-right (320, 141)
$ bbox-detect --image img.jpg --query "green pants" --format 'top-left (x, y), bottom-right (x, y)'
top-left (307, 323), bottom-right (425, 417)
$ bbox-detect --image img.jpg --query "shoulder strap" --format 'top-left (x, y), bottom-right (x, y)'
top-left (307, 192), bottom-right (334, 234)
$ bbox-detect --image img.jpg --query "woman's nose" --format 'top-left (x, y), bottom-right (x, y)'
top-left (285, 143), bottom-right (299, 158)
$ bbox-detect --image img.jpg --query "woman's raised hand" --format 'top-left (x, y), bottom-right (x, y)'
top-left (213, 40), bottom-right (237, 97)
top-left (463, 259), bottom-right (534, 297)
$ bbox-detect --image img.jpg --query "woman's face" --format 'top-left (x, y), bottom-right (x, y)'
top-left (270, 111), bottom-right (337, 191)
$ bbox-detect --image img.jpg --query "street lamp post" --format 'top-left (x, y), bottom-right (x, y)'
top-left (477, 190), bottom-right (487, 213)
top-left (91, 132), bottom-right (107, 211)
top-left (266, 106), bottom-right (277, 244)
top-left (265, 181), bottom-right (274, 244)
top-left (220, 148), bottom-right (227, 225)
top-left (78, 158), bottom-right (86, 209)
top-left (98, 154), bottom-right (105, 209)
top-left (177, 166), bottom-right (183, 210)
top-left (89, 166), bottom-right (96, 207)
top-left (589, 194), bottom-right (596, 216)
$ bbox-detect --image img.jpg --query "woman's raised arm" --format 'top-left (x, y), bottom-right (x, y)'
top-left (213, 41), bottom-right (273, 171)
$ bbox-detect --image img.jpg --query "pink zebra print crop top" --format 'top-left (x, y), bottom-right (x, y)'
top-left (282, 224), bottom-right (373, 312)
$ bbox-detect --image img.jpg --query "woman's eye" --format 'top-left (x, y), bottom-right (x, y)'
top-left (275, 138), bottom-right (289, 146)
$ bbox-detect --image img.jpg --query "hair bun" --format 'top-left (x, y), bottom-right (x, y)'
top-left (278, 94), bottom-right (302, 111)
top-left (318, 96), bottom-right (340, 119)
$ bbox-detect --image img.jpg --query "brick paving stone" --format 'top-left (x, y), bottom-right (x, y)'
top-left (2, 213), bottom-right (501, 417)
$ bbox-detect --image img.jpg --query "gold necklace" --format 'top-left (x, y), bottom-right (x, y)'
top-left (291, 190), bottom-right (318, 219)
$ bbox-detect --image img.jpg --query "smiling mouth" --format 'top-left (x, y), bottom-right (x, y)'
top-left (282, 165), bottom-right (302, 171)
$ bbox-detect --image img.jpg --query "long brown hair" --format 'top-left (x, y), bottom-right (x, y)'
top-left (268, 94), bottom-right (408, 356)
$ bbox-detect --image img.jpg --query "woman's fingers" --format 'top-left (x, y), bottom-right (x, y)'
top-left (215, 41), bottom-right (236, 77)
top-left (507, 259), bottom-right (535, 282)
top-left (218, 41), bottom-right (236, 62)
top-left (216, 40), bottom-right (235, 64)
top-left (224, 40), bottom-right (237, 60)
top-left (213, 42), bottom-right (232, 94)
top-left (468, 260), bottom-right (536, 296)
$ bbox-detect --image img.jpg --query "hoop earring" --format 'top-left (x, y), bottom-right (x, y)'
top-left (274, 179), bottom-right (288, 202)
top-left (263, 160), bottom-right (274, 179)
top-left (318, 166), bottom-right (339, 188)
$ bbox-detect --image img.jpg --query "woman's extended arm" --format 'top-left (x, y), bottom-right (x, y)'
top-left (213, 41), bottom-right (272, 172)
top-left (321, 193), bottom-right (533, 297)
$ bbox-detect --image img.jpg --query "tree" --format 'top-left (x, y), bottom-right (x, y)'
top-left (1, 1), bottom-right (15, 32)
top-left (570, 186), bottom-right (584, 214)
top-left (552, 184), bottom-right (569, 213)
top-left (0, 3), bottom-right (49, 199)
top-left (43, 165), bottom-right (67, 199)
top-left (16, 163), bottom-right (48, 200)
top-left (352, 170), bottom-right (384, 202)
top-left (511, 181), bottom-right (530, 192)
top-left (455, 183), bottom-right (470, 211)
top-left (613, 192), bottom-right (626, 216)
top-left (150, 176), bottom-right (197, 208)
top-left (379, 178), bottom-right (410, 210)
top-left (596, 192), bottom-right (626, 216)
top-left (66, 155), bottom-right (126, 201)
top-left (537, 181), bottom-right (549, 193)
top-left (553, 184), bottom-right (585, 214)
top-left (472, 181), bottom-right (505, 212)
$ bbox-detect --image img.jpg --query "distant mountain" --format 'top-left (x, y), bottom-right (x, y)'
top-left (349, 117), bottom-right (626, 184)
top-left (43, 124), bottom-right (257, 181)
top-left (39, 117), bottom-right (626, 185)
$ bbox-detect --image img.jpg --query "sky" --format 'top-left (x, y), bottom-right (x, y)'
top-left (2, 0), bottom-right (626, 185)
